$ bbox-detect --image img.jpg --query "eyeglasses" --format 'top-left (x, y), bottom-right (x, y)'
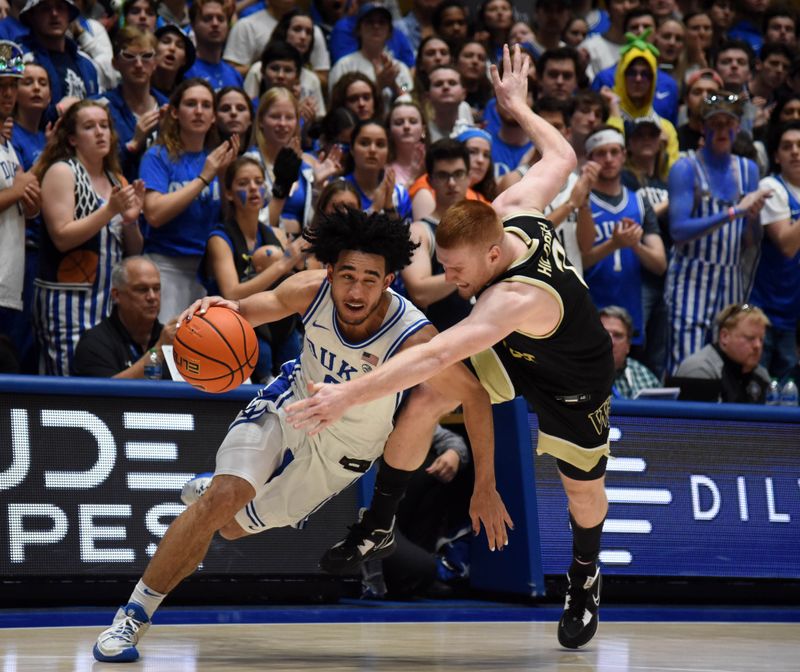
top-left (704, 92), bottom-right (739, 105)
top-left (120, 51), bottom-right (156, 63)
top-left (625, 67), bottom-right (653, 81)
top-left (431, 169), bottom-right (468, 183)
top-left (718, 303), bottom-right (758, 329)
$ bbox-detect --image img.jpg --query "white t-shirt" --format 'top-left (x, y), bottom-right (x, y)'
top-left (328, 50), bottom-right (413, 110)
top-left (759, 174), bottom-right (800, 226)
top-left (544, 171), bottom-right (584, 278)
top-left (73, 18), bottom-right (116, 91)
top-left (0, 140), bottom-right (24, 311)
top-left (580, 34), bottom-right (622, 78)
top-left (223, 9), bottom-right (330, 71)
top-left (427, 102), bottom-right (474, 142)
top-left (244, 64), bottom-right (326, 117)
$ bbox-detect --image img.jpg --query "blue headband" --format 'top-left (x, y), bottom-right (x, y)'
top-left (455, 127), bottom-right (492, 146)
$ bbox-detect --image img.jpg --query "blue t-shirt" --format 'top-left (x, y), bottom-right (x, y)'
top-left (47, 47), bottom-right (90, 100)
top-left (93, 87), bottom-right (169, 182)
top-left (0, 15), bottom-right (27, 42)
top-left (330, 15), bottom-right (415, 68)
top-left (750, 175), bottom-right (800, 331)
top-left (185, 58), bottom-right (244, 91)
top-left (139, 145), bottom-right (222, 257)
top-left (11, 124), bottom-right (45, 246)
top-left (492, 136), bottom-right (533, 178)
top-left (591, 64), bottom-right (679, 126)
top-left (586, 188), bottom-right (647, 344)
top-left (343, 173), bottom-right (412, 223)
top-left (727, 20), bottom-right (763, 56)
top-left (11, 124), bottom-right (45, 172)
top-left (483, 98), bottom-right (500, 136)
top-left (282, 161), bottom-right (312, 225)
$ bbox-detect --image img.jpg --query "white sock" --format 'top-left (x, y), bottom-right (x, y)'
top-left (129, 579), bottom-right (166, 619)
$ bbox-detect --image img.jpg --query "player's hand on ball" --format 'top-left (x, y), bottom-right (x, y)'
top-left (470, 485), bottom-right (514, 552)
top-left (179, 296), bottom-right (240, 323)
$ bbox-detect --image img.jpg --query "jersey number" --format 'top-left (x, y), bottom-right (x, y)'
top-left (551, 236), bottom-right (587, 288)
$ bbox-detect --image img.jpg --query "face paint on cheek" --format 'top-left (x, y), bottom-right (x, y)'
top-left (236, 189), bottom-right (248, 205)
top-left (258, 185), bottom-right (267, 200)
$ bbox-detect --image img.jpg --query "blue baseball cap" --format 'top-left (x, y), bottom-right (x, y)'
top-left (357, 3), bottom-right (393, 27)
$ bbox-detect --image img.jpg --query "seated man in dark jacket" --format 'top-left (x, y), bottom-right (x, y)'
top-left (674, 303), bottom-right (771, 403)
top-left (73, 256), bottom-right (177, 378)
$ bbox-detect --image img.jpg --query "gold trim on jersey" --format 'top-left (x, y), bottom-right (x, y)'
top-left (536, 430), bottom-right (611, 472)
top-left (469, 348), bottom-right (516, 404)
top-left (504, 226), bottom-right (540, 270)
top-left (501, 276), bottom-right (564, 339)
top-left (501, 210), bottom-right (546, 223)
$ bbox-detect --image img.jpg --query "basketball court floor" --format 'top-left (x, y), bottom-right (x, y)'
top-left (0, 605), bottom-right (797, 671)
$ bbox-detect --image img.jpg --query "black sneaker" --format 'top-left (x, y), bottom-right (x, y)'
top-left (319, 513), bottom-right (396, 574)
top-left (557, 567), bottom-right (601, 649)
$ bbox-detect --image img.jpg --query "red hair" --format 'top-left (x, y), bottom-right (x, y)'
top-left (436, 200), bottom-right (503, 249)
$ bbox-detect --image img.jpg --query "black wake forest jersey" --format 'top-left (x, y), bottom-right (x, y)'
top-left (478, 213), bottom-right (614, 400)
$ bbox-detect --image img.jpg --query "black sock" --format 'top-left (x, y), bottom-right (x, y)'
top-left (362, 462), bottom-right (414, 531)
top-left (568, 513), bottom-right (604, 578)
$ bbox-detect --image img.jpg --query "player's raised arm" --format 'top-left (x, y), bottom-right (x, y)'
top-left (490, 45), bottom-right (577, 219)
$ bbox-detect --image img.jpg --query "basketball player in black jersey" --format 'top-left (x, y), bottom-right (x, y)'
top-left (287, 44), bottom-right (615, 650)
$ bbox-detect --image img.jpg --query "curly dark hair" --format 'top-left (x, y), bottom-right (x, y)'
top-left (303, 207), bottom-right (418, 273)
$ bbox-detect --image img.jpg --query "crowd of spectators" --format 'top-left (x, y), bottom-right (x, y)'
top-left (0, 0), bottom-right (798, 404)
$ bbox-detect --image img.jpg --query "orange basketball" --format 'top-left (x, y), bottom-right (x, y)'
top-left (57, 250), bottom-right (99, 283)
top-left (173, 306), bottom-right (259, 393)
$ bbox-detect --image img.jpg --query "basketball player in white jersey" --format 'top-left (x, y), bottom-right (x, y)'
top-left (93, 207), bottom-right (510, 663)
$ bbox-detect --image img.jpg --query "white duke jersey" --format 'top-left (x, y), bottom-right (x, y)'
top-left (258, 280), bottom-right (430, 458)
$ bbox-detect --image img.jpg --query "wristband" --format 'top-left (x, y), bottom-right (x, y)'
top-left (728, 206), bottom-right (736, 221)
top-left (198, 175), bottom-right (210, 188)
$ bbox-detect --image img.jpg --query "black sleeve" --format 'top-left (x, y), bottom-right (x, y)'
top-left (72, 329), bottom-right (126, 377)
top-left (641, 198), bottom-right (659, 237)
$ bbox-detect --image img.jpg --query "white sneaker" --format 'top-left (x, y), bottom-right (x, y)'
top-left (181, 472), bottom-right (214, 506)
top-left (93, 603), bottom-right (151, 662)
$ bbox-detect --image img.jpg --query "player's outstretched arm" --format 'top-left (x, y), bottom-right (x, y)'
top-left (427, 366), bottom-right (515, 552)
top-left (490, 44), bottom-right (577, 219)
top-left (179, 270), bottom-right (327, 327)
top-left (285, 282), bottom-right (532, 432)
top-left (404, 326), bottom-right (514, 551)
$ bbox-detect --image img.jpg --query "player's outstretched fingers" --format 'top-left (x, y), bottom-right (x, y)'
top-left (196, 296), bottom-right (223, 316)
top-left (501, 44), bottom-right (511, 81)
top-left (179, 299), bottom-right (206, 323)
top-left (470, 509), bottom-right (482, 539)
top-left (485, 517), bottom-right (504, 552)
